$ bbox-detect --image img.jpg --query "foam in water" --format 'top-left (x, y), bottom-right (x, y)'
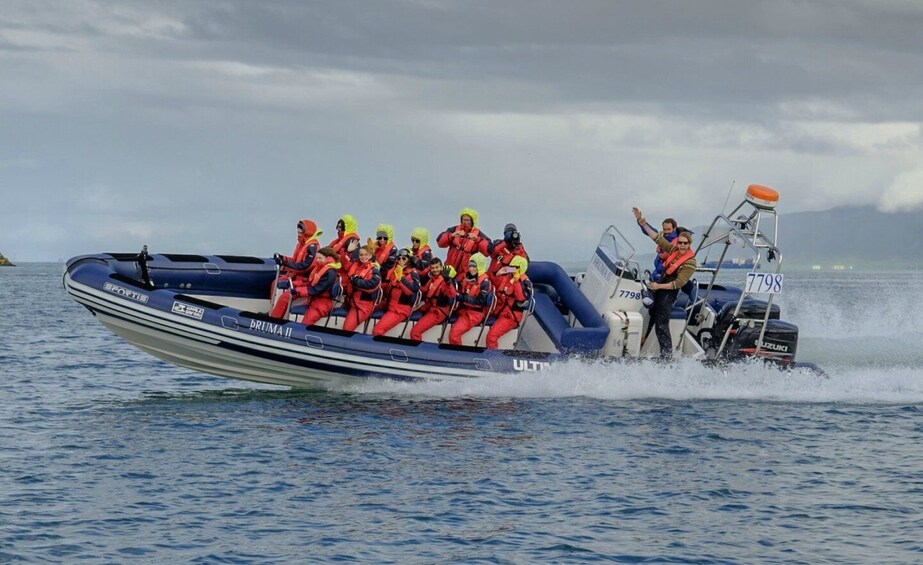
top-left (333, 357), bottom-right (923, 404)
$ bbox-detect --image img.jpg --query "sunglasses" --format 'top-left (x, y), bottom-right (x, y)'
top-left (411, 238), bottom-right (420, 243)
top-left (398, 256), bottom-right (410, 261)
top-left (376, 236), bottom-right (388, 241)
top-left (676, 240), bottom-right (690, 245)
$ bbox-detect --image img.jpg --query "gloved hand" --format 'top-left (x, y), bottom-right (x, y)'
top-left (512, 271), bottom-right (522, 282)
top-left (446, 266), bottom-right (456, 279)
top-left (366, 237), bottom-right (376, 251)
top-left (441, 270), bottom-right (452, 282)
top-left (273, 253), bottom-right (284, 265)
top-left (289, 286), bottom-right (304, 298)
top-left (276, 279), bottom-right (291, 290)
top-left (393, 265), bottom-right (403, 280)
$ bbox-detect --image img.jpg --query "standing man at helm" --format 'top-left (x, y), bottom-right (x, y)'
top-left (632, 207), bottom-right (697, 360)
top-left (437, 208), bottom-right (491, 279)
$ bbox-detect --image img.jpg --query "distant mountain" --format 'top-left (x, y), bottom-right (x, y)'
top-left (664, 205), bottom-right (919, 269)
top-left (777, 206), bottom-right (921, 267)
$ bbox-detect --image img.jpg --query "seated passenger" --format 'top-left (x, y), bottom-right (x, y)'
top-left (287, 247), bottom-right (341, 327)
top-left (448, 253), bottom-right (492, 345)
top-left (409, 258), bottom-right (457, 342)
top-left (372, 249), bottom-right (421, 336)
top-left (436, 208), bottom-right (490, 279)
top-left (343, 245), bottom-right (381, 332)
top-left (487, 222), bottom-right (529, 286)
top-left (269, 219), bottom-right (322, 318)
top-left (328, 214), bottom-right (361, 266)
top-left (486, 256), bottom-right (532, 349)
top-left (371, 224), bottom-right (398, 280)
top-left (409, 227), bottom-right (433, 282)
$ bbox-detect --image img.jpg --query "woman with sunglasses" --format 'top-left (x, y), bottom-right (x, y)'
top-left (409, 227), bottom-right (433, 282)
top-left (372, 248), bottom-right (421, 337)
top-left (370, 224), bottom-right (398, 278)
top-left (342, 245), bottom-right (382, 332)
top-left (633, 207), bottom-right (698, 359)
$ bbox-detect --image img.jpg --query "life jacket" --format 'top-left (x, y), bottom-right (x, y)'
top-left (307, 262), bottom-right (339, 298)
top-left (495, 274), bottom-right (532, 314)
top-left (661, 248), bottom-right (695, 282)
top-left (375, 241), bottom-right (395, 268)
top-left (387, 268), bottom-right (418, 307)
top-left (422, 274), bottom-right (454, 311)
top-left (289, 237), bottom-right (320, 276)
top-left (458, 273), bottom-right (490, 311)
top-left (348, 261), bottom-right (380, 301)
top-left (489, 243), bottom-right (529, 280)
top-left (329, 233), bottom-right (359, 257)
top-left (414, 244), bottom-right (432, 262)
top-left (444, 225), bottom-right (483, 273)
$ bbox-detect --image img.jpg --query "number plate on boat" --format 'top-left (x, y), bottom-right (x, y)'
top-left (744, 273), bottom-right (783, 294)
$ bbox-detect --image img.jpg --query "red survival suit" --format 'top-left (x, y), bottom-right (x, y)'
top-left (487, 240), bottom-right (529, 287)
top-left (485, 269), bottom-right (530, 349)
top-left (448, 256), bottom-right (492, 345)
top-left (372, 263), bottom-right (421, 336)
top-left (270, 219), bottom-right (321, 318)
top-left (436, 208), bottom-right (491, 279)
top-left (328, 214), bottom-right (361, 281)
top-left (342, 259), bottom-right (381, 332)
top-left (409, 268), bottom-right (457, 341)
top-left (290, 257), bottom-right (340, 327)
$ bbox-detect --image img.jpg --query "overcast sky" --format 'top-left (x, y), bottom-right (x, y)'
top-left (2, 0), bottom-right (922, 261)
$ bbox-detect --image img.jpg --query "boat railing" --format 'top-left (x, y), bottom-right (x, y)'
top-left (596, 225), bottom-right (642, 300)
top-left (679, 204), bottom-right (784, 359)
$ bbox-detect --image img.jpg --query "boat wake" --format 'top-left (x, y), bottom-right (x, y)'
top-left (333, 355), bottom-right (923, 404)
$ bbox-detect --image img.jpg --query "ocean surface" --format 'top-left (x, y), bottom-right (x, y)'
top-left (2, 263), bottom-right (923, 563)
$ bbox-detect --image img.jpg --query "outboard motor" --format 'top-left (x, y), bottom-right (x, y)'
top-left (711, 300), bottom-right (797, 363)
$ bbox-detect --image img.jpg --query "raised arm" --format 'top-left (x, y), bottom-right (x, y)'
top-left (632, 207), bottom-right (658, 240)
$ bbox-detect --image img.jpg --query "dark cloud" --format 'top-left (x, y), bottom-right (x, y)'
top-left (2, 0), bottom-right (922, 260)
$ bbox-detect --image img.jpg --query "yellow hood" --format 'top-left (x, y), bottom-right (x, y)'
top-left (469, 253), bottom-right (487, 276)
top-left (375, 223), bottom-right (395, 243)
top-left (411, 227), bottom-right (429, 247)
top-left (509, 255), bottom-right (528, 274)
top-left (340, 214), bottom-right (358, 234)
top-left (459, 207), bottom-right (479, 228)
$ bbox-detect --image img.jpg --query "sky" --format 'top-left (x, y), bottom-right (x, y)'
top-left (2, 0), bottom-right (923, 262)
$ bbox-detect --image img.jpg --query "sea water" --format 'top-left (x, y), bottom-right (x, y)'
top-left (1, 264), bottom-right (922, 563)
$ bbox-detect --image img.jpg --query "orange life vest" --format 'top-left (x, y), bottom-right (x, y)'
top-left (663, 248), bottom-right (695, 276)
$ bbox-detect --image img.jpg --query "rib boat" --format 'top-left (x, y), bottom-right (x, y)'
top-left (64, 185), bottom-right (817, 388)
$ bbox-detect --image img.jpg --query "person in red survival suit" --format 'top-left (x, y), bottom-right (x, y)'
top-left (328, 214), bottom-right (361, 266)
top-left (487, 222), bottom-right (529, 286)
top-left (436, 208), bottom-right (490, 279)
top-left (485, 255), bottom-right (532, 349)
top-left (269, 219), bottom-right (323, 318)
top-left (409, 258), bottom-right (457, 342)
top-left (342, 245), bottom-right (381, 332)
top-left (448, 253), bottom-right (493, 345)
top-left (369, 223), bottom-right (398, 281)
top-left (287, 247), bottom-right (341, 327)
top-left (372, 249), bottom-right (421, 337)
top-left (409, 227), bottom-right (433, 283)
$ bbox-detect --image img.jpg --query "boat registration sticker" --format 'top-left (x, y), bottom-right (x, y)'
top-left (172, 301), bottom-right (205, 320)
top-left (745, 273), bottom-right (783, 294)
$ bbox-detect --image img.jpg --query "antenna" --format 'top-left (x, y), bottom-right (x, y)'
top-left (720, 179), bottom-right (736, 216)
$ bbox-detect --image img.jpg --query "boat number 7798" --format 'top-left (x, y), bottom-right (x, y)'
top-left (745, 273), bottom-right (784, 294)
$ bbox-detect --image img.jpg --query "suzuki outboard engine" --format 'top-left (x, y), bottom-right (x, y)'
top-left (712, 300), bottom-right (798, 363)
